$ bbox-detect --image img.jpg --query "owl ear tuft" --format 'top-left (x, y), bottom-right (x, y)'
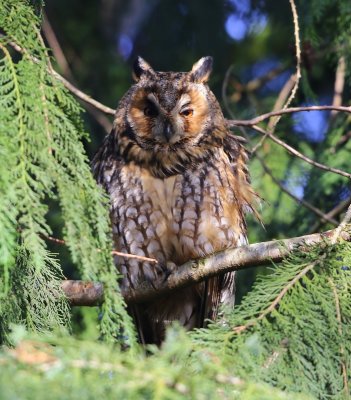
top-left (189, 56), bottom-right (213, 83)
top-left (132, 56), bottom-right (155, 82)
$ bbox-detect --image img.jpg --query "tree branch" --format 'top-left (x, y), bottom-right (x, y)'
top-left (252, 0), bottom-right (301, 155)
top-left (227, 105), bottom-right (351, 127)
top-left (62, 227), bottom-right (350, 306)
top-left (1, 35), bottom-right (116, 116)
top-left (250, 124), bottom-right (351, 179)
top-left (257, 154), bottom-right (339, 226)
top-left (309, 195), bottom-right (351, 233)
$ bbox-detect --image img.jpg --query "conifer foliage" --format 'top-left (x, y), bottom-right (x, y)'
top-left (192, 240), bottom-right (351, 398)
top-left (0, 0), bottom-right (136, 347)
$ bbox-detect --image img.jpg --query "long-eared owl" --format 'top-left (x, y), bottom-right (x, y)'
top-left (93, 56), bottom-right (257, 345)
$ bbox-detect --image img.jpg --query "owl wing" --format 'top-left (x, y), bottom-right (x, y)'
top-left (92, 131), bottom-right (122, 188)
top-left (92, 132), bottom-right (154, 343)
top-left (200, 133), bottom-right (255, 325)
top-left (223, 133), bottom-right (260, 217)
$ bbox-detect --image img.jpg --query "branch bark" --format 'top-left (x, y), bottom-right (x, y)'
top-left (62, 227), bottom-right (350, 306)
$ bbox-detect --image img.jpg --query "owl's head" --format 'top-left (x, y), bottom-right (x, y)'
top-left (114, 57), bottom-right (228, 177)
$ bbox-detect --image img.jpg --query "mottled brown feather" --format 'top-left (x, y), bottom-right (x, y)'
top-left (92, 57), bottom-right (258, 344)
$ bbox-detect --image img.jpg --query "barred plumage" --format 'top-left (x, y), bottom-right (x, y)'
top-left (93, 57), bottom-right (257, 344)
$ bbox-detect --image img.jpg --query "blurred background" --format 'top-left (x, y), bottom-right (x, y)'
top-left (42, 0), bottom-right (351, 335)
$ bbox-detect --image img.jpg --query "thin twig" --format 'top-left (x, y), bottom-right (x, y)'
top-left (44, 234), bottom-right (65, 245)
top-left (49, 69), bottom-right (115, 115)
top-left (250, 124), bottom-right (351, 179)
top-left (286, 0), bottom-right (301, 109)
top-left (1, 35), bottom-right (116, 116)
top-left (227, 105), bottom-right (351, 127)
top-left (244, 65), bottom-right (287, 93)
top-left (42, 12), bottom-right (73, 80)
top-left (42, 233), bottom-right (157, 264)
top-left (222, 68), bottom-right (342, 224)
top-left (252, 73), bottom-right (297, 154)
top-left (309, 195), bottom-right (351, 233)
top-left (41, 15), bottom-right (113, 132)
top-left (110, 251), bottom-right (158, 264)
top-left (254, 0), bottom-right (301, 155)
top-left (267, 74), bottom-right (298, 131)
top-left (229, 64), bottom-right (287, 99)
top-left (329, 131), bottom-right (351, 154)
top-left (258, 155), bottom-right (338, 225)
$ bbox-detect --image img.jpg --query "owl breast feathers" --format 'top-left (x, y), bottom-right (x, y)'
top-left (93, 56), bottom-right (257, 344)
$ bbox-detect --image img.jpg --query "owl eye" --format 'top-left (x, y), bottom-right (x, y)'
top-left (144, 103), bottom-right (158, 117)
top-left (180, 108), bottom-right (194, 117)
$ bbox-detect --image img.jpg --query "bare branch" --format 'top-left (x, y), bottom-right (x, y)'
top-left (309, 195), bottom-right (351, 233)
top-left (62, 227), bottom-right (351, 306)
top-left (286, 0), bottom-right (301, 108)
top-left (221, 64), bottom-right (335, 225)
top-left (250, 124), bottom-right (351, 179)
top-left (49, 69), bottom-right (115, 115)
top-left (41, 14), bottom-right (113, 132)
top-left (253, 0), bottom-right (302, 157)
top-left (41, 233), bottom-right (157, 264)
top-left (252, 73), bottom-right (297, 154)
top-left (2, 35), bottom-right (116, 116)
top-left (42, 12), bottom-right (73, 80)
top-left (227, 105), bottom-right (351, 127)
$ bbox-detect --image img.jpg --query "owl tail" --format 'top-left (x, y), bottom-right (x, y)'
top-left (129, 272), bottom-right (235, 345)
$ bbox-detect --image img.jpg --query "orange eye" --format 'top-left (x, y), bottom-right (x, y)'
top-left (180, 109), bottom-right (193, 117)
top-left (144, 104), bottom-right (158, 117)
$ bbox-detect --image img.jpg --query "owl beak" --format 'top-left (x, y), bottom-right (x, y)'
top-left (164, 123), bottom-right (174, 142)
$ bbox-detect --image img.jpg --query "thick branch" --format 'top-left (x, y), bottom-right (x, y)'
top-left (62, 228), bottom-right (350, 306)
top-left (61, 280), bottom-right (104, 306)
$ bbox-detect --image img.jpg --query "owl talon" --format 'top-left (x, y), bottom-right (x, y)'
top-left (154, 262), bottom-right (176, 283)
